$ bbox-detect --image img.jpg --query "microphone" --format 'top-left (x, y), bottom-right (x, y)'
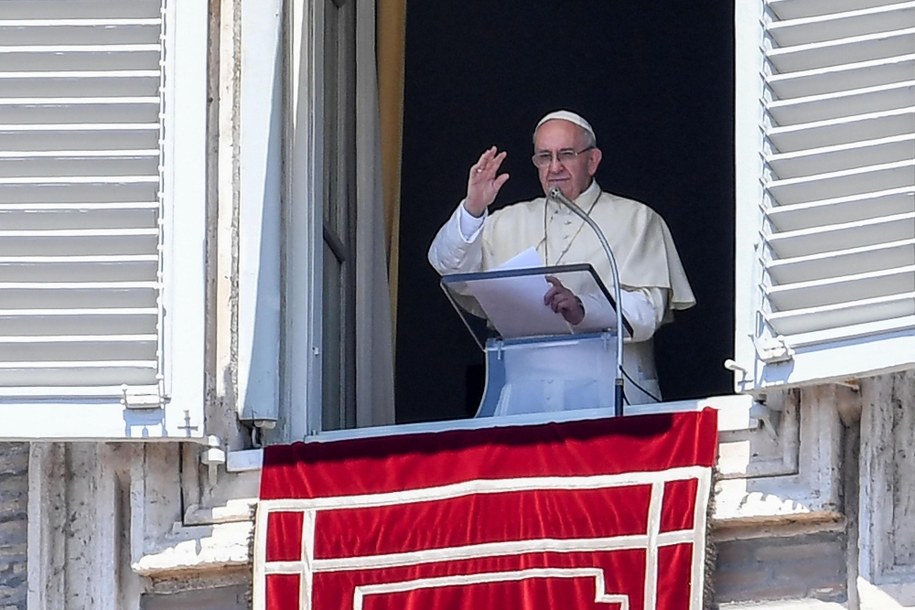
top-left (548, 187), bottom-right (625, 417)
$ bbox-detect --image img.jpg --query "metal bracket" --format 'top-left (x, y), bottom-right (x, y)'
top-left (755, 335), bottom-right (795, 364)
top-left (724, 358), bottom-right (749, 379)
top-left (750, 401), bottom-right (781, 442)
top-left (200, 435), bottom-right (226, 486)
top-left (120, 376), bottom-right (168, 410)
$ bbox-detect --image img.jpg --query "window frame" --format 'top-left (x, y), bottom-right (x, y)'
top-left (243, 0), bottom-right (377, 443)
top-left (279, 0), bottom-right (328, 440)
top-left (160, 0), bottom-right (208, 439)
top-left (237, 0), bottom-right (283, 427)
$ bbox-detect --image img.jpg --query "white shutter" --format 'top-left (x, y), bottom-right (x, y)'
top-left (734, 0), bottom-right (915, 392)
top-left (0, 0), bottom-right (206, 439)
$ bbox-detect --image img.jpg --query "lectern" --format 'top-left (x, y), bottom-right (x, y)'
top-left (440, 263), bottom-right (632, 418)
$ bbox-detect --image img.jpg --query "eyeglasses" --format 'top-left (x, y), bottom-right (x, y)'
top-left (531, 146), bottom-right (595, 168)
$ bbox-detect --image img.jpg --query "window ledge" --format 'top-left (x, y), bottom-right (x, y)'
top-left (131, 521), bottom-right (253, 577)
top-left (227, 394), bottom-right (763, 473)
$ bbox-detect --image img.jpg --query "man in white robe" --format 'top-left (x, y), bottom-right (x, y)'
top-left (428, 110), bottom-right (695, 410)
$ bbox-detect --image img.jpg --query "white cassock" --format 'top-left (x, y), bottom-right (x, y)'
top-left (428, 180), bottom-right (696, 411)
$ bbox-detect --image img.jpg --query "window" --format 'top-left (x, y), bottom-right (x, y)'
top-left (242, 0), bottom-right (394, 442)
top-left (321, 0), bottom-right (358, 430)
top-left (0, 0), bottom-right (207, 439)
top-left (734, 0), bottom-right (915, 392)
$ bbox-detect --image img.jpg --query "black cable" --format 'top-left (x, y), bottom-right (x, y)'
top-left (619, 366), bottom-right (662, 403)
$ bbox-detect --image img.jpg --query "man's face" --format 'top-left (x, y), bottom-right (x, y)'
top-left (533, 119), bottom-right (602, 201)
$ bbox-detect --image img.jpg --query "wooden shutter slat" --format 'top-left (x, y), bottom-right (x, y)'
top-left (767, 54), bottom-right (915, 101)
top-left (767, 27), bottom-right (915, 73)
top-left (768, 2), bottom-right (915, 47)
top-left (768, 239), bottom-right (915, 284)
top-left (767, 0), bottom-right (904, 21)
top-left (766, 187), bottom-right (915, 230)
top-left (767, 133), bottom-right (915, 178)
top-left (768, 84), bottom-right (915, 131)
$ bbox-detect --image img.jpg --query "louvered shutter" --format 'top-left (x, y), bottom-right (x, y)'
top-left (734, 0), bottom-right (915, 392)
top-left (0, 0), bottom-right (206, 439)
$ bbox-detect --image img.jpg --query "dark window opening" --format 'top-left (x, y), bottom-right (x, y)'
top-left (397, 2), bottom-right (736, 423)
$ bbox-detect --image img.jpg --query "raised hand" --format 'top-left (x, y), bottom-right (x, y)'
top-left (543, 276), bottom-right (585, 325)
top-left (464, 146), bottom-right (510, 217)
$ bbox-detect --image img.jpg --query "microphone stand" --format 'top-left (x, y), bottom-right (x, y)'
top-left (548, 187), bottom-right (625, 417)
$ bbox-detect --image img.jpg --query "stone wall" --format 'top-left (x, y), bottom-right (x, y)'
top-left (141, 585), bottom-right (248, 610)
top-left (0, 443), bottom-right (27, 610)
top-left (714, 530), bottom-right (847, 605)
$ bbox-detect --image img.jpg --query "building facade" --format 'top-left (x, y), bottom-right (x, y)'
top-left (0, 0), bottom-right (914, 608)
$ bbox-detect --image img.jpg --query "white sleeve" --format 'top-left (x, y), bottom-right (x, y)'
top-left (458, 201), bottom-right (486, 241)
top-left (427, 200), bottom-right (488, 275)
top-left (577, 286), bottom-right (668, 342)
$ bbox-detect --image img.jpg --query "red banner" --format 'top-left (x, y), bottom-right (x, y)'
top-left (254, 409), bottom-right (717, 610)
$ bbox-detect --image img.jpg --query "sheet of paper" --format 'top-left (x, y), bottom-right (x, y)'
top-left (465, 248), bottom-right (571, 338)
top-left (495, 247), bottom-right (543, 271)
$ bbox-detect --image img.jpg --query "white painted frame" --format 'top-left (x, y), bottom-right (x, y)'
top-left (227, 0), bottom-right (327, 435)
top-left (237, 0), bottom-right (283, 424)
top-left (282, 0), bottom-right (327, 440)
top-left (160, 0), bottom-right (208, 439)
top-left (732, 0), bottom-right (768, 394)
top-left (280, 0), bottom-right (385, 440)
